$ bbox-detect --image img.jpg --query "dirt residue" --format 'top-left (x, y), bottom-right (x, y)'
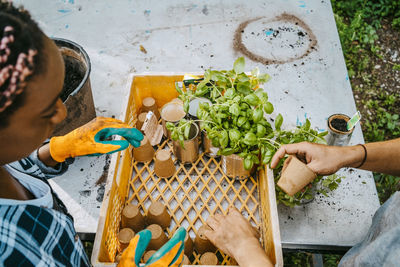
top-left (233, 13), bottom-right (318, 65)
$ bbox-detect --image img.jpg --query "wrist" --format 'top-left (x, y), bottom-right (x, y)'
top-left (38, 143), bottom-right (62, 167)
top-left (341, 145), bottom-right (365, 169)
top-left (232, 237), bottom-right (272, 267)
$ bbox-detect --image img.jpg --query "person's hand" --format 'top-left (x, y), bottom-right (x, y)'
top-left (49, 117), bottom-right (143, 162)
top-left (270, 142), bottom-right (346, 175)
top-left (118, 227), bottom-right (186, 267)
top-left (204, 207), bottom-right (272, 267)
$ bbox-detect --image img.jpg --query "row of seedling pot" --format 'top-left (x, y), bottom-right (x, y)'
top-left (116, 201), bottom-right (224, 265)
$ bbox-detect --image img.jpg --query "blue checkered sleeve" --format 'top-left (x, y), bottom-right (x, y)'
top-left (0, 205), bottom-right (90, 266)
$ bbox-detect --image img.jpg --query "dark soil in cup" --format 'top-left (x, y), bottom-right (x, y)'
top-left (60, 55), bottom-right (86, 102)
top-left (331, 118), bottom-right (348, 132)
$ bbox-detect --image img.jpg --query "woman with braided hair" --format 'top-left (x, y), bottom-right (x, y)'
top-left (0, 1), bottom-right (146, 266)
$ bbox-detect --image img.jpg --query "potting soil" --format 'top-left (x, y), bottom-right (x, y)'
top-left (60, 55), bottom-right (85, 102)
top-left (331, 118), bottom-right (348, 132)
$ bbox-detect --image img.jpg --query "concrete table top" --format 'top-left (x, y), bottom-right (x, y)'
top-left (17, 0), bottom-right (380, 250)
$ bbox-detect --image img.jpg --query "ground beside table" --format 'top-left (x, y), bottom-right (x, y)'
top-left (20, 0), bottom-right (380, 250)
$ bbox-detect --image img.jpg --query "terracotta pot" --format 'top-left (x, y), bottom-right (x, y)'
top-left (161, 102), bottom-right (186, 138)
top-left (277, 155), bottom-right (316, 196)
top-left (133, 136), bottom-right (155, 162)
top-left (136, 112), bottom-right (148, 132)
top-left (141, 97), bottom-right (160, 120)
top-left (146, 201), bottom-right (171, 229)
top-left (172, 123), bottom-right (200, 164)
top-left (184, 234), bottom-right (194, 257)
top-left (202, 131), bottom-right (220, 158)
top-left (121, 203), bottom-right (145, 232)
top-left (194, 225), bottom-right (216, 254)
top-left (221, 154), bottom-right (252, 180)
top-left (154, 149), bottom-right (176, 178)
top-left (199, 252), bottom-right (219, 265)
top-left (117, 228), bottom-right (135, 251)
top-left (143, 250), bottom-right (156, 263)
top-left (326, 113), bottom-right (354, 146)
top-left (146, 224), bottom-right (168, 250)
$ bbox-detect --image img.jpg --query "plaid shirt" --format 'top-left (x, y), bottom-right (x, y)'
top-left (0, 150), bottom-right (90, 266)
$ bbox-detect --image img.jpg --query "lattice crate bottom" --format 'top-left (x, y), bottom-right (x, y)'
top-left (126, 137), bottom-right (261, 265)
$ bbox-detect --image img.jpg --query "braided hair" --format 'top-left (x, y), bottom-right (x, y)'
top-left (0, 0), bottom-right (45, 124)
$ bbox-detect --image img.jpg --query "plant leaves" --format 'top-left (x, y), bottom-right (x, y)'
top-left (275, 113), bottom-right (283, 131)
top-left (263, 102), bottom-right (274, 114)
top-left (233, 57), bottom-right (245, 74)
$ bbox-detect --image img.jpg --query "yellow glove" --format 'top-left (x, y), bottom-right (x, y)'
top-left (118, 228), bottom-right (186, 267)
top-left (49, 117), bottom-right (143, 162)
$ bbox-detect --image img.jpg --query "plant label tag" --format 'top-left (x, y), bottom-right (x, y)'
top-left (142, 111), bottom-right (163, 146)
top-left (347, 111), bottom-right (361, 131)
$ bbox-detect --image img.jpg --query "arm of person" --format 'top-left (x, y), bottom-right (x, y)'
top-left (270, 138), bottom-right (400, 176)
top-left (38, 143), bottom-right (59, 167)
top-left (204, 207), bottom-right (273, 267)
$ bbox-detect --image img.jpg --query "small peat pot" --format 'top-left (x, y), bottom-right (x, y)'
top-left (184, 233), bottom-right (194, 257)
top-left (146, 224), bottom-right (168, 250)
top-left (277, 155), bottom-right (317, 196)
top-left (117, 228), bottom-right (135, 251)
top-left (326, 114), bottom-right (354, 146)
top-left (51, 38), bottom-right (96, 136)
top-left (202, 131), bottom-right (220, 158)
top-left (143, 250), bottom-right (156, 263)
top-left (161, 102), bottom-right (186, 138)
top-left (182, 255), bottom-right (190, 265)
top-left (132, 136), bottom-right (155, 162)
top-left (172, 122), bottom-right (200, 164)
top-left (136, 112), bottom-right (148, 132)
top-left (154, 149), bottom-right (176, 178)
top-left (199, 252), bottom-right (219, 265)
top-left (121, 203), bottom-right (145, 232)
top-left (146, 201), bottom-right (171, 229)
top-left (221, 154), bottom-right (253, 180)
top-left (140, 97), bottom-right (160, 120)
top-left (194, 225), bottom-right (216, 254)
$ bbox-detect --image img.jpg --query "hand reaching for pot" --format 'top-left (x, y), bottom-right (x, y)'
top-left (270, 142), bottom-right (365, 175)
top-left (204, 207), bottom-right (273, 267)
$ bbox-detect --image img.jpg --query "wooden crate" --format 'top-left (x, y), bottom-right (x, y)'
top-left (91, 73), bottom-right (283, 266)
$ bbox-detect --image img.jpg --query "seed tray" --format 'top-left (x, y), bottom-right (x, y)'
top-left (92, 73), bottom-right (283, 266)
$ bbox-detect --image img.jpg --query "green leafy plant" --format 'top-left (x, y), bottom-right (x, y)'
top-left (166, 119), bottom-right (196, 147)
top-left (172, 57), bottom-right (342, 206)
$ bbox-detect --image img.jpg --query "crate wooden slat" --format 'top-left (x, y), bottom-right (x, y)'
top-left (92, 73), bottom-right (283, 266)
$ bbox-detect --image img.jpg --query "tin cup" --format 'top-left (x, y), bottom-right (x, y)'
top-left (187, 97), bottom-right (212, 120)
top-left (202, 131), bottom-right (220, 158)
top-left (221, 154), bottom-right (253, 180)
top-left (326, 114), bottom-right (354, 146)
top-left (172, 122), bottom-right (200, 164)
top-left (161, 102), bottom-right (186, 138)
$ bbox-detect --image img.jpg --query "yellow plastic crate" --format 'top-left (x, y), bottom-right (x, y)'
top-left (92, 73), bottom-right (283, 266)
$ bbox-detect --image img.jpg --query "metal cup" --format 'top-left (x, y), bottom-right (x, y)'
top-left (326, 114), bottom-right (354, 146)
top-left (172, 123), bottom-right (200, 164)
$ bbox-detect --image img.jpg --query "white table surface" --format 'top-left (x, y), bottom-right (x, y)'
top-left (17, 0), bottom-right (380, 249)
